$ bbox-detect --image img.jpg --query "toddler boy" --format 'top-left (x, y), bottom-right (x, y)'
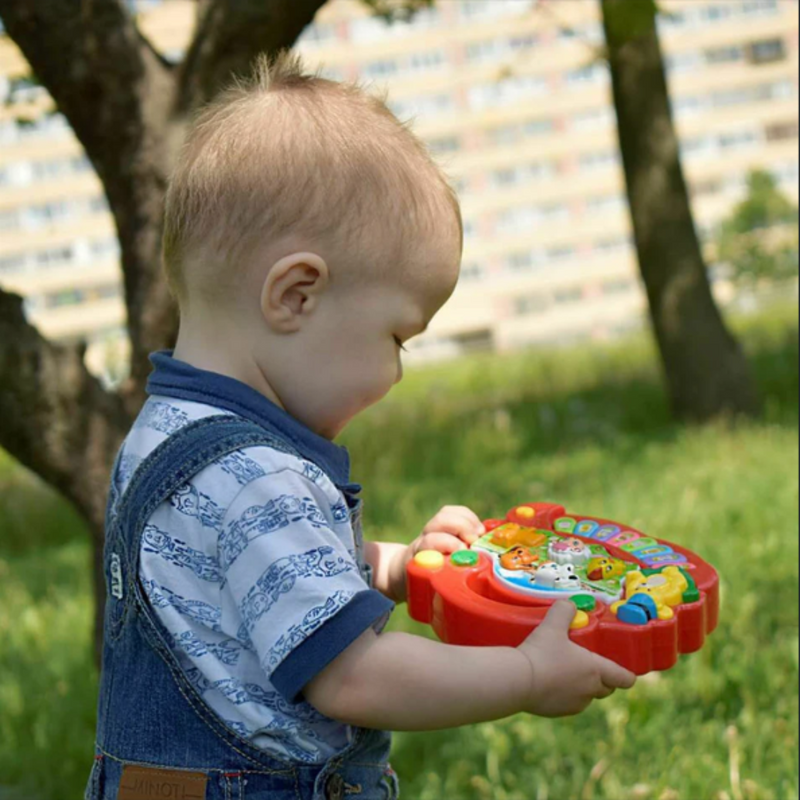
top-left (87, 53), bottom-right (635, 800)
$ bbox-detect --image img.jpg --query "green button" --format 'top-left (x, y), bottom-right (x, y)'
top-left (570, 594), bottom-right (596, 612)
top-left (451, 550), bottom-right (479, 567)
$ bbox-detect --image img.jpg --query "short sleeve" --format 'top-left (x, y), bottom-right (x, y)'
top-left (218, 466), bottom-right (393, 703)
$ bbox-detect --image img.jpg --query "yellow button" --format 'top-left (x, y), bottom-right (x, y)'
top-left (515, 506), bottom-right (535, 519)
top-left (414, 550), bottom-right (445, 570)
top-left (570, 610), bottom-right (590, 630)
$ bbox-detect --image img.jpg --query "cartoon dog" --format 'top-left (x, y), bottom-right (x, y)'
top-left (531, 561), bottom-right (582, 591)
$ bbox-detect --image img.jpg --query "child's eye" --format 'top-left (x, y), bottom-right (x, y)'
top-left (394, 336), bottom-right (407, 352)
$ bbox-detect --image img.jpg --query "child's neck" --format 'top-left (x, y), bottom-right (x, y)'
top-left (172, 320), bottom-right (285, 411)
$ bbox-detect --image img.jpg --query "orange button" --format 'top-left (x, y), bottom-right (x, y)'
top-left (515, 506), bottom-right (535, 519)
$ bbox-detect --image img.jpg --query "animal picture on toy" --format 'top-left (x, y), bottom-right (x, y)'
top-left (406, 502), bottom-right (719, 675)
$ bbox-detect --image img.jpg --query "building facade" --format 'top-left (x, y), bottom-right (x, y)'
top-left (0, 0), bottom-right (797, 373)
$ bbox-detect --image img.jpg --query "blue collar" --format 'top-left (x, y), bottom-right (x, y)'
top-left (146, 350), bottom-right (357, 492)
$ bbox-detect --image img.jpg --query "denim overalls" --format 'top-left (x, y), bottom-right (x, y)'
top-left (85, 414), bottom-right (399, 800)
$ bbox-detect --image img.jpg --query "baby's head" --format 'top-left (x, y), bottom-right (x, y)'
top-left (163, 53), bottom-right (462, 438)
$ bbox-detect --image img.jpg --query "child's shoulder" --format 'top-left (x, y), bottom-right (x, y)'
top-left (119, 396), bottom-right (338, 501)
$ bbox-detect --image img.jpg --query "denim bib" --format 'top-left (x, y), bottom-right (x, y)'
top-left (85, 415), bottom-right (399, 800)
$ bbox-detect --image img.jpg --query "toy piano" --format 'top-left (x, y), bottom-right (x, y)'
top-left (406, 502), bottom-right (719, 675)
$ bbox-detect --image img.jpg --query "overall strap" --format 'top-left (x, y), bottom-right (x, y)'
top-left (107, 415), bottom-right (298, 628)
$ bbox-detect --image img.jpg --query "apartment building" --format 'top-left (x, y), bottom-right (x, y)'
top-left (0, 0), bottom-right (797, 373)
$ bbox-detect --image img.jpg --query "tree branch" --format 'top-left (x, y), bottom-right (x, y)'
top-left (0, 0), bottom-right (180, 389)
top-left (0, 289), bottom-right (133, 535)
top-left (177, 0), bottom-right (329, 112)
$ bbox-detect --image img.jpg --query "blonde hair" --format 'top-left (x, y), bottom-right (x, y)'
top-left (162, 51), bottom-right (462, 303)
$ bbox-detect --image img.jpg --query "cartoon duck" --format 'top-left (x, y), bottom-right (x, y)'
top-left (586, 556), bottom-right (627, 582)
top-left (611, 566), bottom-right (688, 624)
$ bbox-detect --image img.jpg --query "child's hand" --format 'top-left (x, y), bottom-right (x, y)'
top-left (412, 505), bottom-right (485, 554)
top-left (389, 506), bottom-right (485, 603)
top-left (517, 601), bottom-right (637, 717)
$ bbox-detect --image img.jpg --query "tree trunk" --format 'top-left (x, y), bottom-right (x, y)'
top-left (601, 0), bottom-right (761, 421)
top-left (0, 0), bottom-right (328, 667)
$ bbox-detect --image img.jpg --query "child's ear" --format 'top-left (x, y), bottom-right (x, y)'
top-left (260, 252), bottom-right (329, 333)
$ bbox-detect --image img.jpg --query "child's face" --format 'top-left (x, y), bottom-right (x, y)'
top-left (274, 237), bottom-right (460, 439)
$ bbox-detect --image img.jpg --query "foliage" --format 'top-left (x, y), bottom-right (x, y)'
top-left (0, 303), bottom-right (797, 800)
top-left (359, 0), bottom-right (434, 23)
top-left (716, 170), bottom-right (799, 287)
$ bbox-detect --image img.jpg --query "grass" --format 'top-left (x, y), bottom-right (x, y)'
top-left (0, 303), bottom-right (797, 800)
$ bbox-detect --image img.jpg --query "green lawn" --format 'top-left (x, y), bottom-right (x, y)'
top-left (0, 304), bottom-right (797, 800)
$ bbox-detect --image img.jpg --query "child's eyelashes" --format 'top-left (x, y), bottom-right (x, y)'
top-left (393, 336), bottom-right (408, 352)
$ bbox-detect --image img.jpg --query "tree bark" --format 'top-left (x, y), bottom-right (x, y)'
top-left (0, 0), bottom-right (327, 666)
top-left (601, 0), bottom-right (761, 420)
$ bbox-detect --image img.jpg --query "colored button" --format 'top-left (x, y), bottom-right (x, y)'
top-left (414, 550), bottom-right (445, 570)
top-left (571, 594), bottom-right (596, 612)
top-left (570, 610), bottom-right (589, 629)
top-left (451, 550), bottom-right (479, 567)
top-left (515, 506), bottom-right (535, 519)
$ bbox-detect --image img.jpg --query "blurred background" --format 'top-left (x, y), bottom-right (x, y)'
top-left (0, 2), bottom-right (797, 799)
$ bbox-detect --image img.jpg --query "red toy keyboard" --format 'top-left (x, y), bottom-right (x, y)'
top-left (406, 502), bottom-right (719, 675)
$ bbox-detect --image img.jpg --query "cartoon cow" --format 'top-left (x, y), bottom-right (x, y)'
top-left (547, 536), bottom-right (591, 566)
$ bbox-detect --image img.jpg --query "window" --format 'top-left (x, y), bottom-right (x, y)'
top-left (35, 245), bottom-right (73, 267)
top-left (466, 40), bottom-right (503, 63)
top-left (491, 162), bottom-right (551, 187)
top-left (469, 74), bottom-right (547, 111)
top-left (553, 286), bottom-right (582, 304)
top-left (515, 293), bottom-right (549, 316)
top-left (390, 94), bottom-right (454, 119)
top-left (407, 49), bottom-right (445, 73)
top-left (691, 178), bottom-right (723, 196)
top-left (546, 245), bottom-right (575, 262)
top-left (719, 128), bottom-right (759, 149)
top-left (747, 38), bottom-right (786, 65)
top-left (572, 107), bottom-right (613, 131)
top-left (596, 236), bottom-right (631, 253)
top-left (565, 64), bottom-right (609, 86)
top-left (297, 23), bottom-right (336, 47)
top-left (45, 288), bottom-right (84, 308)
top-left (509, 33), bottom-right (538, 50)
top-left (741, 1), bottom-right (779, 18)
top-left (507, 250), bottom-right (543, 271)
top-left (705, 45), bottom-right (743, 64)
top-left (460, 262), bottom-right (484, 281)
top-left (0, 209), bottom-right (20, 231)
top-left (428, 136), bottom-right (460, 155)
top-left (363, 59), bottom-right (399, 79)
top-left (665, 51), bottom-right (702, 73)
top-left (602, 278), bottom-right (634, 295)
top-left (765, 121), bottom-right (799, 142)
top-left (0, 253), bottom-right (26, 274)
top-left (579, 150), bottom-right (619, 171)
top-left (91, 237), bottom-right (121, 259)
top-left (587, 194), bottom-right (625, 214)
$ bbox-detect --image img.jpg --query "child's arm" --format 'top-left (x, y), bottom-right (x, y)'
top-left (304, 601), bottom-right (636, 730)
top-left (364, 505), bottom-right (485, 603)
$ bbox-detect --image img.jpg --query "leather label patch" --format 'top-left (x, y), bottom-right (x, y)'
top-left (118, 765), bottom-right (208, 800)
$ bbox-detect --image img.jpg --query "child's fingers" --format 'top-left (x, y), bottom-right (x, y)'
top-left (416, 532), bottom-right (468, 554)
top-left (595, 654), bottom-right (637, 691)
top-left (423, 508), bottom-right (485, 543)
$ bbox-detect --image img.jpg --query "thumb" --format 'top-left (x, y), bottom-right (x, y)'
top-left (538, 600), bottom-right (578, 634)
